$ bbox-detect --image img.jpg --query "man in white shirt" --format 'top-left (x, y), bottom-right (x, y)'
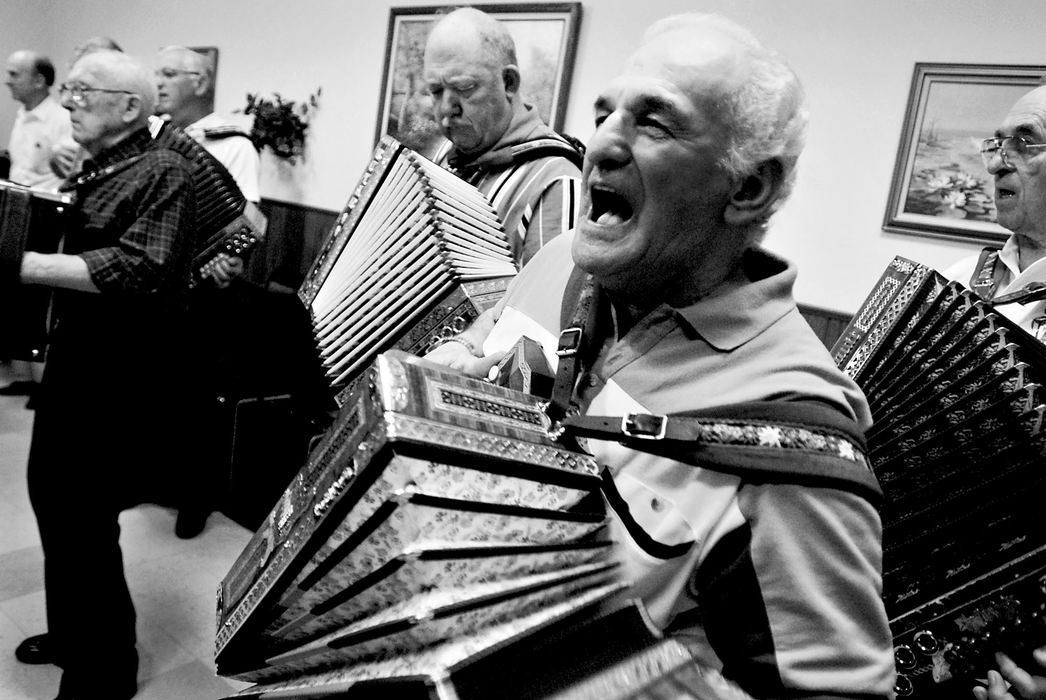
top-left (154, 45), bottom-right (264, 539)
top-left (945, 85), bottom-right (1046, 343)
top-left (2, 50), bottom-right (72, 400)
top-left (155, 45), bottom-right (259, 202)
top-left (4, 50), bottom-right (71, 192)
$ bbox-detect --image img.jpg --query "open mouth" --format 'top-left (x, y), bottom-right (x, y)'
top-left (588, 185), bottom-right (634, 226)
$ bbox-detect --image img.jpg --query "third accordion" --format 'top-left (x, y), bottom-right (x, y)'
top-left (831, 256), bottom-right (1046, 698)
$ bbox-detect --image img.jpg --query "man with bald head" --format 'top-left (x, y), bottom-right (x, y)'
top-left (423, 7), bottom-right (582, 267)
top-left (428, 13), bottom-right (895, 698)
top-left (947, 85), bottom-right (1046, 342)
top-left (4, 50), bottom-right (70, 191)
top-left (9, 49), bottom-right (196, 699)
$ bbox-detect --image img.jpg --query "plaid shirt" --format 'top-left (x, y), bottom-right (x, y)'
top-left (53, 127), bottom-right (196, 338)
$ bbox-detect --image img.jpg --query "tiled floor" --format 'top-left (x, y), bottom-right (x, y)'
top-left (0, 363), bottom-right (255, 700)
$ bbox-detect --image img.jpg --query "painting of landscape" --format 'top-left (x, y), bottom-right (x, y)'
top-left (884, 63), bottom-right (1046, 243)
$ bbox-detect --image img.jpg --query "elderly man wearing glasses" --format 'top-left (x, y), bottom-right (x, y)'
top-left (946, 85), bottom-right (1046, 343)
top-left (9, 49), bottom-right (195, 700)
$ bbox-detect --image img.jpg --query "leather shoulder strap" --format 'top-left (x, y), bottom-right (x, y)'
top-left (509, 135), bottom-right (585, 170)
top-left (969, 247), bottom-right (1004, 301)
top-left (563, 400), bottom-right (882, 507)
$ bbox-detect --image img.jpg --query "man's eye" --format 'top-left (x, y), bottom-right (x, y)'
top-left (638, 117), bottom-right (670, 134)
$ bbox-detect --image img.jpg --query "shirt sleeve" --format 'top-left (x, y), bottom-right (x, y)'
top-left (707, 482), bottom-right (896, 698)
top-left (80, 150), bottom-right (196, 293)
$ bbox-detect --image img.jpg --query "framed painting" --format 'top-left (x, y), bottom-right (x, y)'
top-left (883, 62), bottom-right (1046, 245)
top-left (375, 3), bottom-right (582, 157)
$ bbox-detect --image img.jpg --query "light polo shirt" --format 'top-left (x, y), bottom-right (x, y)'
top-left (8, 95), bottom-right (72, 191)
top-left (483, 232), bottom-right (894, 698)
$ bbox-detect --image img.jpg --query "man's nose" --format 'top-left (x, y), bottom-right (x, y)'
top-left (438, 91), bottom-right (462, 116)
top-left (586, 114), bottom-right (631, 169)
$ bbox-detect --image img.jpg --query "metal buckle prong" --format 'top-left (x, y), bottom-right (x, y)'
top-left (621, 413), bottom-right (667, 440)
top-left (556, 327), bottom-right (583, 357)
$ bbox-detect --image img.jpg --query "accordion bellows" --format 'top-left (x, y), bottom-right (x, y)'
top-left (298, 137), bottom-right (516, 403)
top-left (832, 256), bottom-right (1046, 698)
top-left (215, 352), bottom-right (614, 691)
top-left (150, 120), bottom-right (267, 286)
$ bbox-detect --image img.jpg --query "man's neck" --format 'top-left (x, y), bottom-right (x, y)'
top-left (1016, 233), bottom-right (1046, 271)
top-left (167, 104), bottom-right (210, 130)
top-left (21, 91), bottom-right (47, 112)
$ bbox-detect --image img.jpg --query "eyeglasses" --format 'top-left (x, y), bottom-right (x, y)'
top-left (980, 135), bottom-right (1046, 169)
top-left (59, 83), bottom-right (134, 106)
top-left (155, 68), bottom-right (201, 80)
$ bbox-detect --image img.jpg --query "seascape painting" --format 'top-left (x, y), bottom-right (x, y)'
top-left (883, 63), bottom-right (1046, 244)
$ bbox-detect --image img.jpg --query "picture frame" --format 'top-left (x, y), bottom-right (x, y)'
top-left (883, 62), bottom-right (1046, 245)
top-left (189, 46), bottom-right (220, 88)
top-left (375, 3), bottom-right (582, 157)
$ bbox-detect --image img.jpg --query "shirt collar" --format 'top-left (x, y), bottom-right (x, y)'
top-left (671, 247), bottom-right (797, 351)
top-left (18, 95), bottom-right (57, 121)
top-left (90, 126), bottom-right (154, 170)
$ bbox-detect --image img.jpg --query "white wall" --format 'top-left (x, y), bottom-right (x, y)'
top-left (3, 0), bottom-right (1042, 313)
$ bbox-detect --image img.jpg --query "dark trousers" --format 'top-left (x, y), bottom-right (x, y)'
top-left (25, 319), bottom-right (190, 695)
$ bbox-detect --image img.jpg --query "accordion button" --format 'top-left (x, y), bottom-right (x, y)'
top-left (894, 644), bottom-right (917, 669)
top-left (912, 629), bottom-right (939, 655)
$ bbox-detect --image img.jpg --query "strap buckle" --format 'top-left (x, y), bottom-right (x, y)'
top-left (557, 327), bottom-right (583, 357)
top-left (621, 413), bottom-right (667, 440)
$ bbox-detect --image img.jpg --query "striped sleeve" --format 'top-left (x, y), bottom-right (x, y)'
top-left (517, 173), bottom-right (581, 267)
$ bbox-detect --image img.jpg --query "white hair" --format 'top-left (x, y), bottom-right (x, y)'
top-left (642, 13), bottom-right (808, 222)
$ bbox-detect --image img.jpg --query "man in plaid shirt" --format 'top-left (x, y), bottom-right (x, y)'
top-left (11, 49), bottom-right (195, 700)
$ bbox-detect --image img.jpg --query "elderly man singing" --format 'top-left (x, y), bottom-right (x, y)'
top-left (427, 13), bottom-right (896, 699)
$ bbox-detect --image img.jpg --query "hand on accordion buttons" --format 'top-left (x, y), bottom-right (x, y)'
top-left (973, 648), bottom-right (1046, 700)
top-left (206, 254), bottom-right (245, 289)
top-left (424, 338), bottom-right (505, 379)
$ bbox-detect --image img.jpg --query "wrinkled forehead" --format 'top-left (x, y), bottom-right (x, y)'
top-left (424, 35), bottom-right (490, 78)
top-left (66, 60), bottom-right (101, 86)
top-left (621, 31), bottom-right (746, 105)
top-left (1001, 87), bottom-right (1046, 138)
top-left (6, 55), bottom-right (31, 75)
top-left (157, 48), bottom-right (200, 72)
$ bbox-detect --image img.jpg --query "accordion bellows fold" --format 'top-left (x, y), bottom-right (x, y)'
top-left (299, 137), bottom-right (517, 402)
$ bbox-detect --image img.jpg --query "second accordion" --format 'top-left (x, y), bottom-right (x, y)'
top-left (298, 137), bottom-right (517, 405)
top-left (832, 256), bottom-right (1046, 699)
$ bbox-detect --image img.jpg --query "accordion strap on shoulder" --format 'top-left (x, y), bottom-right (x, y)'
top-left (969, 246), bottom-right (1005, 301)
top-left (509, 135), bottom-right (585, 170)
top-left (561, 400), bottom-right (883, 507)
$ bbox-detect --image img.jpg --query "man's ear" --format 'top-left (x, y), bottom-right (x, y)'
top-left (193, 72), bottom-right (212, 98)
top-left (121, 94), bottom-right (144, 125)
top-left (502, 65), bottom-right (521, 99)
top-left (724, 159), bottom-right (784, 227)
